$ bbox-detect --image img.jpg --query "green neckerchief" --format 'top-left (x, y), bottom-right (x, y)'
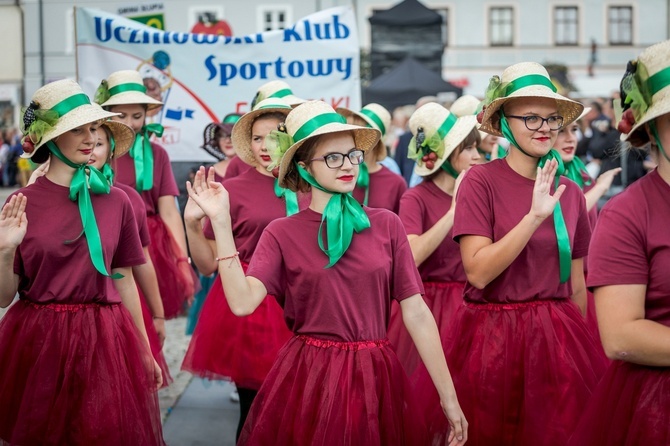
top-left (102, 164), bottom-right (115, 186)
top-left (440, 160), bottom-right (459, 179)
top-left (130, 123), bottom-right (164, 192)
top-left (356, 162), bottom-right (370, 206)
top-left (500, 114), bottom-right (572, 283)
top-left (273, 178), bottom-right (299, 216)
top-left (562, 157), bottom-right (592, 190)
top-left (46, 141), bottom-right (121, 279)
top-left (297, 164), bottom-right (370, 267)
top-left (650, 121), bottom-right (670, 163)
top-left (497, 145), bottom-right (507, 159)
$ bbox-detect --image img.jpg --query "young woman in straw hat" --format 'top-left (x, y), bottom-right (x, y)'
top-left (569, 39), bottom-right (670, 446)
top-left (434, 62), bottom-right (608, 445)
top-left (337, 103), bottom-right (407, 213)
top-left (450, 94), bottom-right (506, 162)
top-left (186, 100), bottom-right (467, 446)
top-left (182, 98), bottom-right (303, 440)
top-left (92, 124), bottom-right (173, 388)
top-left (386, 103), bottom-right (480, 377)
top-left (0, 79), bottom-right (164, 445)
top-left (96, 69), bottom-right (196, 320)
top-left (554, 107), bottom-right (621, 358)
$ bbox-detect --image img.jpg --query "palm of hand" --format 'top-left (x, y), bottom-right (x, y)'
top-left (184, 197), bottom-right (206, 222)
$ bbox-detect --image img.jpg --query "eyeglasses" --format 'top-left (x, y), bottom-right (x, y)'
top-left (506, 115), bottom-right (564, 131)
top-left (219, 134), bottom-right (232, 140)
top-left (310, 149), bottom-right (364, 169)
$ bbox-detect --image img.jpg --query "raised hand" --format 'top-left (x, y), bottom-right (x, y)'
top-left (595, 167), bottom-right (622, 191)
top-left (185, 166), bottom-right (231, 223)
top-left (183, 191), bottom-right (207, 224)
top-left (0, 194), bottom-right (28, 250)
top-left (530, 159), bottom-right (566, 220)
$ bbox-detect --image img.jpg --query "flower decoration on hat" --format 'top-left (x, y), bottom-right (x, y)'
top-left (265, 122), bottom-right (294, 178)
top-left (616, 60), bottom-right (652, 134)
top-left (20, 100), bottom-right (58, 154)
top-left (408, 126), bottom-right (445, 170)
top-left (483, 75), bottom-right (506, 106)
top-left (94, 80), bottom-right (112, 105)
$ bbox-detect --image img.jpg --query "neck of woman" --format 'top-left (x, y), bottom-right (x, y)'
top-left (432, 169), bottom-right (456, 195)
top-left (255, 164), bottom-right (273, 177)
top-left (309, 187), bottom-right (335, 214)
top-left (364, 156), bottom-right (382, 173)
top-left (657, 149), bottom-right (670, 185)
top-left (506, 145), bottom-right (541, 179)
top-left (45, 155), bottom-right (76, 187)
top-left (214, 159), bottom-right (230, 177)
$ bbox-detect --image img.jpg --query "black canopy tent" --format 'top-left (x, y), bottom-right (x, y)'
top-left (368, 0), bottom-right (442, 26)
top-left (362, 56), bottom-right (462, 110)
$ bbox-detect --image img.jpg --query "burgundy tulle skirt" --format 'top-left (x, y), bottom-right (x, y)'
top-left (387, 281), bottom-right (465, 376)
top-left (415, 298), bottom-right (607, 446)
top-left (139, 289), bottom-right (173, 388)
top-left (0, 300), bottom-right (164, 446)
top-left (569, 361), bottom-right (670, 446)
top-left (181, 266), bottom-right (292, 390)
top-left (146, 214), bottom-right (197, 319)
top-left (239, 335), bottom-right (429, 446)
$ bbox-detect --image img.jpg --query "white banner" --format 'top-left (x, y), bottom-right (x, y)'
top-left (76, 7), bottom-right (361, 161)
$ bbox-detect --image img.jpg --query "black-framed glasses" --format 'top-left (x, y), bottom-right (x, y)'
top-left (310, 149), bottom-right (364, 169)
top-left (506, 115), bottom-right (564, 131)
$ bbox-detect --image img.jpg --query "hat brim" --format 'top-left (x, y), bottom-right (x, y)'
top-left (621, 89), bottom-right (670, 145)
top-left (101, 120), bottom-right (135, 159)
top-left (414, 115), bottom-right (478, 177)
top-left (278, 124), bottom-right (381, 187)
top-left (336, 107), bottom-right (387, 162)
top-left (479, 88), bottom-right (584, 137)
top-left (100, 91), bottom-right (163, 111)
top-left (232, 106), bottom-right (291, 167)
top-left (22, 105), bottom-right (123, 159)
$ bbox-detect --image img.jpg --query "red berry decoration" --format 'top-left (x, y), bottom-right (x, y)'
top-left (271, 166), bottom-right (280, 178)
top-left (427, 152), bottom-right (438, 161)
top-left (21, 138), bottom-right (35, 154)
top-left (617, 108), bottom-right (636, 134)
top-left (476, 106), bottom-right (487, 124)
top-left (421, 155), bottom-right (429, 162)
top-left (425, 160), bottom-right (435, 170)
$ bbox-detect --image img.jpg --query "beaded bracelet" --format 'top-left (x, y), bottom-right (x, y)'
top-left (177, 257), bottom-right (192, 265)
top-left (216, 251), bottom-right (240, 268)
top-left (153, 316), bottom-right (165, 320)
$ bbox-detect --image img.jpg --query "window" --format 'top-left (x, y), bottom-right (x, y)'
top-left (609, 6), bottom-right (632, 45)
top-left (259, 6), bottom-right (291, 32)
top-left (490, 7), bottom-right (514, 46)
top-left (433, 8), bottom-right (449, 47)
top-left (554, 6), bottom-right (578, 45)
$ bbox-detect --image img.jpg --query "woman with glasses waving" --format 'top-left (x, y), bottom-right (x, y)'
top-left (186, 100), bottom-right (467, 446)
top-left (422, 62), bottom-right (607, 446)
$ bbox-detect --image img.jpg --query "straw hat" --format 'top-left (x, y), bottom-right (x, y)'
top-left (276, 100), bottom-right (381, 187)
top-left (97, 70), bottom-right (163, 110)
top-left (20, 79), bottom-right (133, 159)
top-left (618, 40), bottom-right (670, 145)
top-left (96, 117), bottom-right (135, 159)
top-left (336, 103), bottom-right (391, 162)
top-left (232, 98), bottom-right (292, 166)
top-left (479, 62), bottom-right (584, 137)
top-left (252, 80), bottom-right (306, 107)
top-left (409, 103), bottom-right (478, 177)
top-left (450, 95), bottom-right (482, 118)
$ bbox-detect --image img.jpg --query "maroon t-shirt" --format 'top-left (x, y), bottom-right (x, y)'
top-left (203, 168), bottom-right (310, 263)
top-left (113, 142), bottom-right (179, 216)
top-left (399, 180), bottom-right (465, 282)
top-left (223, 155), bottom-right (253, 180)
top-left (453, 159), bottom-right (591, 303)
top-left (353, 165), bottom-right (407, 214)
top-left (247, 208), bottom-right (424, 341)
top-left (588, 170), bottom-right (670, 326)
top-left (115, 182), bottom-right (150, 247)
top-left (11, 176), bottom-right (145, 304)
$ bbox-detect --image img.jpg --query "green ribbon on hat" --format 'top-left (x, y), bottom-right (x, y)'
top-left (297, 164), bottom-right (370, 267)
top-left (46, 141), bottom-right (121, 279)
top-left (273, 178), bottom-right (299, 216)
top-left (51, 93), bottom-right (91, 117)
top-left (647, 66), bottom-right (670, 97)
top-left (268, 88), bottom-right (293, 99)
top-left (130, 123), bottom-right (164, 192)
top-left (293, 113), bottom-right (346, 142)
top-left (356, 162), bottom-right (370, 205)
top-left (222, 114), bottom-right (240, 124)
top-left (505, 74), bottom-right (558, 96)
top-left (109, 82), bottom-right (147, 97)
top-left (359, 109), bottom-right (386, 135)
top-left (500, 114), bottom-right (572, 283)
top-left (562, 157), bottom-right (592, 190)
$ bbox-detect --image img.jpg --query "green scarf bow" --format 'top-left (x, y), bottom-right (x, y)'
top-left (356, 162), bottom-right (370, 205)
top-left (500, 115), bottom-right (572, 283)
top-left (47, 141), bottom-right (121, 279)
top-left (297, 164), bottom-right (370, 267)
top-left (273, 178), bottom-right (299, 216)
top-left (130, 123), bottom-right (164, 192)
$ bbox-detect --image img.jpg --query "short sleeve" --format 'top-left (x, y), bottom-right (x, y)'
top-left (390, 217), bottom-right (424, 301)
top-left (571, 190), bottom-right (592, 259)
top-left (112, 196), bottom-right (146, 268)
top-left (587, 206), bottom-right (648, 287)
top-left (154, 144), bottom-right (179, 198)
top-left (453, 169), bottom-right (494, 241)
top-left (398, 192), bottom-right (425, 236)
top-left (246, 228), bottom-right (285, 297)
